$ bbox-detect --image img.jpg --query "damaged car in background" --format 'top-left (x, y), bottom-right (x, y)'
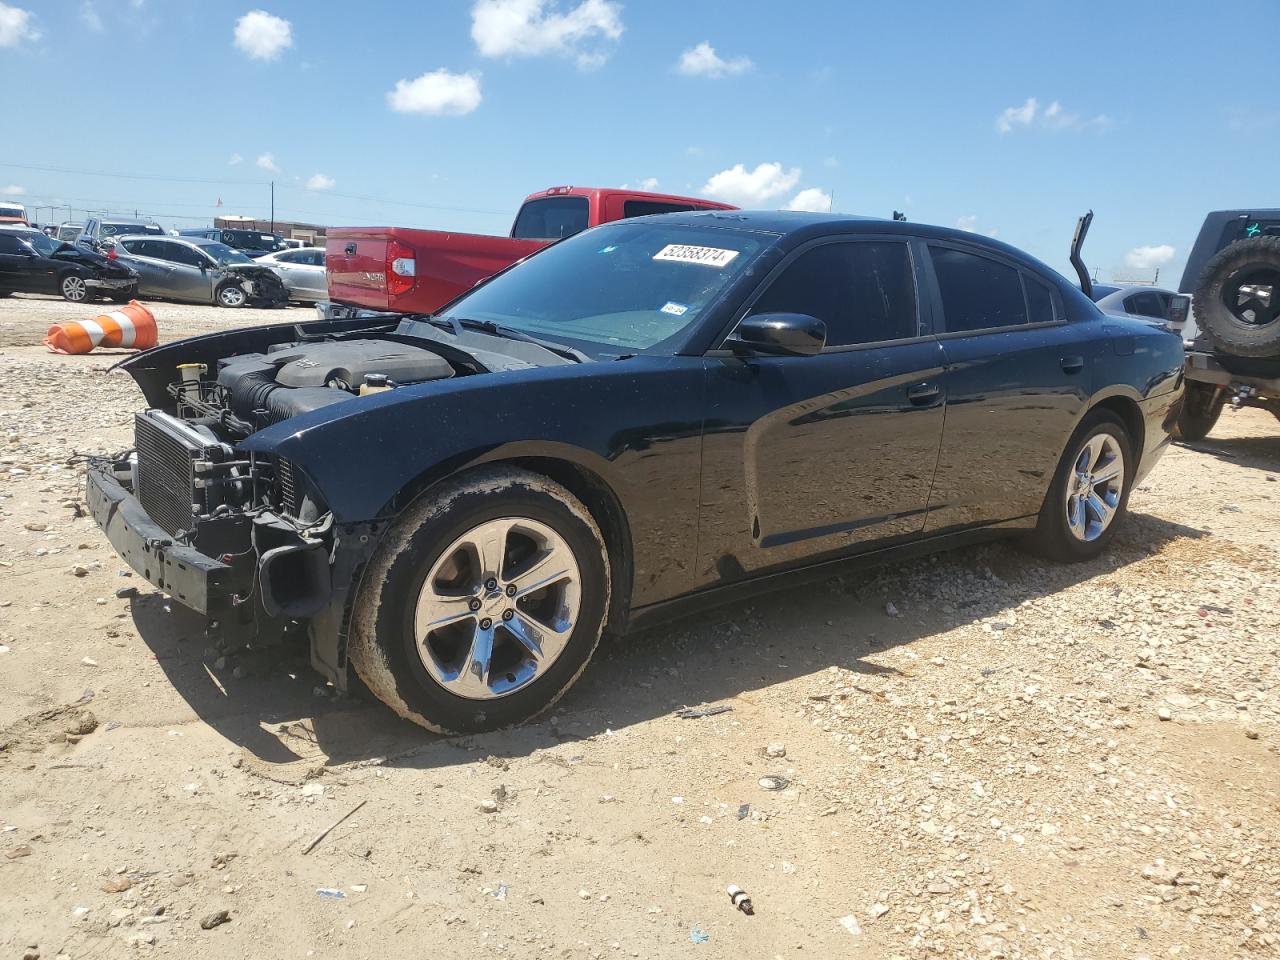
top-left (106, 235), bottom-right (289, 308)
top-left (87, 210), bottom-right (1183, 733)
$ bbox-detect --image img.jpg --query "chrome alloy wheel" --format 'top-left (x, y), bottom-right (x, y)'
top-left (1065, 432), bottom-right (1125, 542)
top-left (218, 284), bottom-right (247, 307)
top-left (62, 275), bottom-right (88, 301)
top-left (414, 517), bottom-right (581, 700)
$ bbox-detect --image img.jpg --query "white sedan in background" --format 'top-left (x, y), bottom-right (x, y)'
top-left (256, 247), bottom-right (327, 302)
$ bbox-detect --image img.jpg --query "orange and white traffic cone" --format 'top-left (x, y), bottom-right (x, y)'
top-left (45, 301), bottom-right (158, 355)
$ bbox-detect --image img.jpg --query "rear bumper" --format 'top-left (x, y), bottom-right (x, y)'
top-left (1184, 350), bottom-right (1280, 397)
top-left (86, 460), bottom-right (232, 615)
top-left (85, 277), bottom-right (135, 289)
top-left (1134, 387), bottom-right (1182, 486)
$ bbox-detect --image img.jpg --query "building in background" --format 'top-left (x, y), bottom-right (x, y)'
top-left (215, 215), bottom-right (327, 246)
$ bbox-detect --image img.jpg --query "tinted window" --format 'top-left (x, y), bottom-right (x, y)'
top-left (748, 242), bottom-right (917, 347)
top-left (1239, 219), bottom-right (1280, 241)
top-left (304, 249), bottom-right (325, 266)
top-left (511, 197), bottom-right (590, 240)
top-left (623, 200), bottom-right (698, 218)
top-left (1024, 275), bottom-right (1056, 324)
top-left (158, 242), bottom-right (207, 267)
top-left (0, 234), bottom-right (26, 254)
top-left (930, 246), bottom-right (1027, 332)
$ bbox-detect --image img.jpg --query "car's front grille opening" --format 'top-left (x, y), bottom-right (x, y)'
top-left (134, 413), bottom-right (206, 538)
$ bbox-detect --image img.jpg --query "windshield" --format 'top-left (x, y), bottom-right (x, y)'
top-left (105, 222), bottom-right (162, 236)
top-left (436, 221), bottom-right (771, 355)
top-left (28, 233), bottom-right (64, 257)
top-left (203, 241), bottom-right (254, 266)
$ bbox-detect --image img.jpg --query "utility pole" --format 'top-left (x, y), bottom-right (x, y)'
top-left (270, 180), bottom-right (275, 234)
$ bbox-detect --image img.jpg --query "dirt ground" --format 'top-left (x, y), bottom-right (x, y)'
top-left (1, 292), bottom-right (1278, 960)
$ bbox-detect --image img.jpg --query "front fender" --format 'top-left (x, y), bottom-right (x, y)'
top-left (240, 356), bottom-right (709, 608)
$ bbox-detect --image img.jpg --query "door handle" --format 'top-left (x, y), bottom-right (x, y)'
top-left (1060, 355), bottom-right (1085, 374)
top-left (907, 382), bottom-right (941, 405)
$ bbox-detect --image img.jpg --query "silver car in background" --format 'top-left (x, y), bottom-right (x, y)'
top-left (254, 246), bottom-right (327, 302)
top-left (108, 235), bottom-right (290, 307)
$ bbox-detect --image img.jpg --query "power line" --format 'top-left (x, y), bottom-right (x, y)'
top-left (2, 160), bottom-right (511, 218)
top-left (0, 160), bottom-right (269, 186)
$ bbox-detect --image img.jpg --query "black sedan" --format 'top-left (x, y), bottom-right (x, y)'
top-left (0, 226), bottom-right (138, 303)
top-left (87, 211), bottom-right (1184, 732)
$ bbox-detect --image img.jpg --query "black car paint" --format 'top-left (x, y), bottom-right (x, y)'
top-left (108, 212), bottom-right (1185, 689)
top-left (0, 230), bottom-right (136, 295)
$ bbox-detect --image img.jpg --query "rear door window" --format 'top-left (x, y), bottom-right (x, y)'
top-left (0, 234), bottom-right (26, 254)
top-left (747, 241), bottom-right (918, 347)
top-left (930, 246), bottom-right (1028, 332)
top-left (511, 197), bottom-right (590, 240)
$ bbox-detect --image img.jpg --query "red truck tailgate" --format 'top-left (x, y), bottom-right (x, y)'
top-left (326, 227), bottom-right (547, 314)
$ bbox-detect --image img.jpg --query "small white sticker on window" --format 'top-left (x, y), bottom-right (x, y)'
top-left (653, 244), bottom-right (740, 268)
top-left (660, 301), bottom-right (689, 316)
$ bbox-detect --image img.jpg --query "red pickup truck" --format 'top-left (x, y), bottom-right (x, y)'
top-left (324, 185), bottom-right (736, 315)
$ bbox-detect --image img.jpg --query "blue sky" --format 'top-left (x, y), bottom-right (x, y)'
top-left (2, 0), bottom-right (1276, 285)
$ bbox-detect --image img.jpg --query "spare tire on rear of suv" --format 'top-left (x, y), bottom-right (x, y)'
top-left (1192, 236), bottom-right (1280, 358)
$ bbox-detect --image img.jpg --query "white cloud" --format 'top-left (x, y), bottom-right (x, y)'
top-left (956, 214), bottom-right (979, 232)
top-left (0, 3), bottom-right (40, 46)
top-left (701, 162), bottom-right (801, 207)
top-left (228, 153), bottom-right (243, 165)
top-left (80, 1), bottom-right (103, 32)
top-left (997, 96), bottom-right (1111, 134)
top-left (387, 69), bottom-right (483, 116)
top-left (234, 10), bottom-right (292, 61)
top-left (471, 0), bottom-right (622, 69)
top-left (2, 184), bottom-right (25, 195)
top-left (306, 173), bottom-right (336, 191)
top-left (786, 188), bottom-right (832, 213)
top-left (676, 41), bottom-right (752, 78)
top-left (621, 177), bottom-right (660, 191)
top-left (256, 152), bottom-right (279, 172)
top-left (1125, 244), bottom-right (1175, 270)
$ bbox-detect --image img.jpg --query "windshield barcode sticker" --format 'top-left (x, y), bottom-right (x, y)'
top-left (653, 244), bottom-right (740, 268)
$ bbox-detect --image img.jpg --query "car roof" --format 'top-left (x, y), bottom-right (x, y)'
top-left (0, 225), bottom-right (39, 236)
top-left (624, 209), bottom-right (1045, 257)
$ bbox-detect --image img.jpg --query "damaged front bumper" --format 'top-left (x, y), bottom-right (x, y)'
top-left (85, 456), bottom-right (373, 689)
top-left (87, 459), bottom-right (235, 615)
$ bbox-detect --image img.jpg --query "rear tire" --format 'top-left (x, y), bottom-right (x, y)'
top-left (1192, 236), bottom-right (1280, 358)
top-left (1170, 381), bottom-right (1224, 442)
top-left (109, 285), bottom-right (138, 304)
top-left (349, 466), bottom-right (611, 733)
top-left (1025, 409), bottom-right (1134, 562)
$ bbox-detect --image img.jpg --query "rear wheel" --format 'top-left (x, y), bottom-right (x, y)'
top-left (1171, 381), bottom-right (1224, 442)
top-left (1026, 409), bottom-right (1133, 562)
top-left (215, 282), bottom-right (247, 308)
top-left (349, 467), bottom-right (611, 733)
top-left (108, 285), bottom-right (138, 304)
top-left (60, 274), bottom-right (89, 303)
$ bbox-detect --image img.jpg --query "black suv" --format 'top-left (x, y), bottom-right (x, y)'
top-left (179, 228), bottom-right (287, 258)
top-left (0, 226), bottom-right (138, 303)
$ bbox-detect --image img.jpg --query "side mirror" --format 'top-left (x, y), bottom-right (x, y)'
top-left (727, 313), bottom-right (826, 357)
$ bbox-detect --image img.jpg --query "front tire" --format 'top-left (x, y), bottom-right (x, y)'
top-left (349, 467), bottom-right (611, 733)
top-left (60, 274), bottom-right (89, 303)
top-left (215, 282), bottom-right (248, 308)
top-left (1026, 409), bottom-right (1134, 562)
top-left (1171, 382), bottom-right (1224, 442)
top-left (108, 285), bottom-right (139, 304)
